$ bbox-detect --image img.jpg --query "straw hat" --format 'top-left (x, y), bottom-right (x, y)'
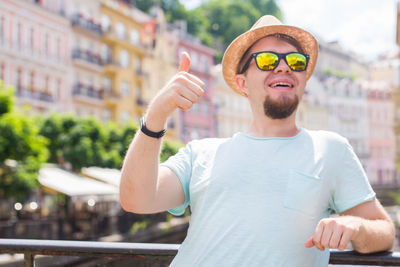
top-left (222, 15), bottom-right (318, 96)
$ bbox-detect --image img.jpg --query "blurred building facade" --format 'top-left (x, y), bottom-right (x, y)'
top-left (325, 77), bottom-right (370, 170)
top-left (296, 76), bottom-right (330, 131)
top-left (174, 21), bottom-right (217, 143)
top-left (100, 0), bottom-right (148, 125)
top-left (314, 40), bottom-right (369, 80)
top-left (65, 0), bottom-right (105, 121)
top-left (141, 8), bottom-right (180, 139)
top-left (364, 81), bottom-right (395, 186)
top-left (394, 2), bottom-right (400, 172)
top-left (212, 64), bottom-right (252, 138)
top-left (0, 0), bottom-right (71, 115)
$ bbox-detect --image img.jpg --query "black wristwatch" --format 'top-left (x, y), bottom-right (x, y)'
top-left (140, 117), bottom-right (166, 138)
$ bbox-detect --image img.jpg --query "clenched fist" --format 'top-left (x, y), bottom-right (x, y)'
top-left (145, 52), bottom-right (205, 131)
top-left (305, 216), bottom-right (361, 251)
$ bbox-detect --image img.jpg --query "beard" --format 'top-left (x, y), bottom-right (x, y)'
top-left (263, 94), bottom-right (299, 119)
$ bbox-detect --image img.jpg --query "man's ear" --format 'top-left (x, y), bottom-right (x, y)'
top-left (235, 74), bottom-right (249, 96)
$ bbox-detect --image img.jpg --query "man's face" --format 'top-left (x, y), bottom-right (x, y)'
top-left (236, 36), bottom-right (307, 119)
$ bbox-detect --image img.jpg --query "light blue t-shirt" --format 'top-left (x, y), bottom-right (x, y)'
top-left (161, 129), bottom-right (375, 267)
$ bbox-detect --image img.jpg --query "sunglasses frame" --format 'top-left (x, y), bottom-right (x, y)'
top-left (240, 51), bottom-right (310, 73)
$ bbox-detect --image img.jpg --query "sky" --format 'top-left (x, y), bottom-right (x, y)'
top-left (182, 0), bottom-right (399, 61)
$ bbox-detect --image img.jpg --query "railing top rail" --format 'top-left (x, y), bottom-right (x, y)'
top-left (0, 239), bottom-right (179, 257)
top-left (0, 239), bottom-right (399, 265)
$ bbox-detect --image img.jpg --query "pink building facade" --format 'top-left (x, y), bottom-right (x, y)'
top-left (365, 81), bottom-right (396, 186)
top-left (0, 0), bottom-right (72, 114)
top-left (177, 35), bottom-right (217, 143)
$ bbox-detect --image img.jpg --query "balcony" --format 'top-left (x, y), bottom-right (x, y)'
top-left (71, 14), bottom-right (102, 36)
top-left (72, 49), bottom-right (102, 66)
top-left (104, 90), bottom-right (121, 106)
top-left (17, 87), bottom-right (54, 103)
top-left (102, 56), bottom-right (120, 74)
top-left (0, 239), bottom-right (399, 266)
top-left (73, 83), bottom-right (103, 101)
top-left (102, 29), bottom-right (146, 55)
top-left (135, 68), bottom-right (148, 82)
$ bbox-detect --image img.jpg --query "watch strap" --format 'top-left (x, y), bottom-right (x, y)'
top-left (140, 117), bottom-right (166, 138)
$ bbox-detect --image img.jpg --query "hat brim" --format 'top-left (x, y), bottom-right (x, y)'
top-left (222, 24), bottom-right (319, 96)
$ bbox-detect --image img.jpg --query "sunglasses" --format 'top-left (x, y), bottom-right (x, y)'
top-left (240, 51), bottom-right (310, 73)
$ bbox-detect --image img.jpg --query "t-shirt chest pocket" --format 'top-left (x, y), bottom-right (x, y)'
top-left (283, 169), bottom-right (323, 217)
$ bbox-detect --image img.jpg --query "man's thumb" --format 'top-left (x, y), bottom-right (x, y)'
top-left (178, 52), bottom-right (190, 72)
top-left (304, 237), bottom-right (314, 248)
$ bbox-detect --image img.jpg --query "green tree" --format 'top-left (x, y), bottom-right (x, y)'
top-left (161, 139), bottom-right (184, 163)
top-left (0, 81), bottom-right (14, 116)
top-left (246, 0), bottom-right (282, 20)
top-left (0, 84), bottom-right (49, 201)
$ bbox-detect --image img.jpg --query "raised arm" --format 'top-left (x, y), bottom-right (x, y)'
top-left (119, 52), bottom-right (204, 214)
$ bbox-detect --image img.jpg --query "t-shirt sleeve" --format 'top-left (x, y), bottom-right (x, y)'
top-left (160, 142), bottom-right (193, 216)
top-left (329, 138), bottom-right (376, 213)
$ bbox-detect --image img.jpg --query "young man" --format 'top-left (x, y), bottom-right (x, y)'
top-left (120, 15), bottom-right (394, 266)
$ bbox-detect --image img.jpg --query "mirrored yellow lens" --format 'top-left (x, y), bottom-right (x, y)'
top-left (256, 53), bottom-right (278, 70)
top-left (286, 53), bottom-right (307, 71)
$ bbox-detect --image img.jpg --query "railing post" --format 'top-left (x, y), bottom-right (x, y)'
top-left (24, 252), bottom-right (34, 267)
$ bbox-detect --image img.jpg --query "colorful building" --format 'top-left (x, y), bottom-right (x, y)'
top-left (61, 0), bottom-right (105, 121)
top-left (175, 23), bottom-right (216, 143)
top-left (394, 2), bottom-right (400, 172)
top-left (141, 9), bottom-right (180, 140)
top-left (212, 64), bottom-right (252, 138)
top-left (0, 0), bottom-right (71, 114)
top-left (100, 0), bottom-right (149, 124)
top-left (324, 76), bottom-right (369, 170)
top-left (364, 81), bottom-right (395, 186)
top-left (296, 76), bottom-right (330, 131)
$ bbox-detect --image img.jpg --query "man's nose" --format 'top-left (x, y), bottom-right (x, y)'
top-left (274, 58), bottom-right (291, 74)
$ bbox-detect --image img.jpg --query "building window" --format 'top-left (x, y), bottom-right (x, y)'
top-left (56, 79), bottom-right (61, 100)
top-left (0, 16), bottom-right (4, 41)
top-left (103, 77), bottom-right (111, 92)
top-left (56, 37), bottom-right (61, 60)
top-left (45, 76), bottom-right (50, 93)
top-left (101, 15), bottom-right (111, 32)
top-left (101, 44), bottom-right (111, 63)
top-left (27, 71), bottom-right (33, 89)
top-left (134, 57), bottom-right (141, 72)
top-left (121, 81), bottom-right (130, 96)
top-left (203, 102), bottom-right (209, 115)
top-left (201, 56), bottom-right (208, 72)
top-left (104, 109), bottom-right (112, 122)
top-left (17, 23), bottom-right (22, 49)
top-left (44, 33), bottom-right (50, 57)
top-left (120, 50), bottom-right (130, 67)
top-left (15, 69), bottom-right (22, 90)
top-left (191, 51), bottom-right (198, 66)
top-left (121, 111), bottom-right (130, 123)
top-left (191, 127), bottom-right (200, 139)
top-left (183, 126), bottom-right (189, 139)
top-left (135, 86), bottom-right (141, 99)
top-left (204, 128), bottom-right (210, 138)
top-left (116, 22), bottom-right (126, 40)
top-left (192, 103), bottom-right (199, 113)
top-left (0, 63), bottom-right (4, 81)
top-left (28, 28), bottom-right (34, 52)
top-left (130, 29), bottom-right (140, 45)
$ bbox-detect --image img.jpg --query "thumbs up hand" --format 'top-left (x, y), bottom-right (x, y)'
top-left (144, 52), bottom-right (205, 132)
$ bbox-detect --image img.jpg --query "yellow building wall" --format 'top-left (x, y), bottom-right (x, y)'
top-left (101, 0), bottom-right (146, 125)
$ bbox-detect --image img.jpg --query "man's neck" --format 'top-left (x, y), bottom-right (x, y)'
top-left (247, 113), bottom-right (299, 138)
